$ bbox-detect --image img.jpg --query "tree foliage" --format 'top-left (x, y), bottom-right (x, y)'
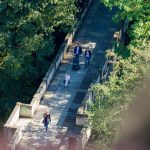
top-left (0, 0), bottom-right (77, 79)
top-left (0, 0), bottom-right (78, 122)
top-left (88, 0), bottom-right (150, 146)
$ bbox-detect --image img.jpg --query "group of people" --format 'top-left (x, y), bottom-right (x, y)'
top-left (74, 42), bottom-right (92, 68)
top-left (63, 43), bottom-right (92, 88)
top-left (43, 43), bottom-right (92, 132)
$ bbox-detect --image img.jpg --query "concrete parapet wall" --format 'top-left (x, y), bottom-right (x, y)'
top-left (76, 103), bottom-right (90, 149)
top-left (4, 103), bottom-right (20, 126)
top-left (30, 97), bottom-right (40, 117)
top-left (76, 113), bottom-right (88, 126)
top-left (3, 125), bottom-right (18, 142)
top-left (8, 128), bottom-right (22, 150)
top-left (80, 126), bottom-right (92, 150)
top-left (20, 103), bottom-right (32, 118)
top-left (4, 102), bottom-right (30, 142)
top-left (68, 126), bottom-right (91, 150)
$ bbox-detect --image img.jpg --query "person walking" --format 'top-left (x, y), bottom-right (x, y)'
top-left (43, 110), bottom-right (51, 132)
top-left (74, 42), bottom-right (82, 57)
top-left (64, 73), bottom-right (70, 88)
top-left (85, 47), bottom-right (91, 68)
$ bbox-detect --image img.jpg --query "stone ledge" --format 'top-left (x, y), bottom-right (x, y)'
top-left (4, 103), bottom-right (20, 127)
top-left (8, 127), bottom-right (22, 150)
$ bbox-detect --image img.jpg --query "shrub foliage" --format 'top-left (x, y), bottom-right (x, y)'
top-left (89, 0), bottom-right (150, 145)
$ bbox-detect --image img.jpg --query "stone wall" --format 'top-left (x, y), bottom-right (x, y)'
top-left (20, 103), bottom-right (32, 118)
top-left (4, 103), bottom-right (20, 126)
top-left (8, 128), bottom-right (22, 150)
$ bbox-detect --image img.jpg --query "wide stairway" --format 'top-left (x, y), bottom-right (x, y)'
top-left (14, 0), bottom-right (118, 149)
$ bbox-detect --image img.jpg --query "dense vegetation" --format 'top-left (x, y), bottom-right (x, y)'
top-left (0, 0), bottom-right (91, 125)
top-left (88, 0), bottom-right (150, 147)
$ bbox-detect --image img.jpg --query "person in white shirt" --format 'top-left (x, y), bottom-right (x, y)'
top-left (64, 73), bottom-right (70, 88)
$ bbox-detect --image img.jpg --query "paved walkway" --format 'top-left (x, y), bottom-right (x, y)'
top-left (15, 0), bottom-right (118, 149)
top-left (63, 1), bottom-right (118, 129)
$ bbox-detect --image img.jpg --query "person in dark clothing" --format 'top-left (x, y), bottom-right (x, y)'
top-left (43, 111), bottom-right (51, 132)
top-left (74, 43), bottom-right (82, 57)
top-left (85, 47), bottom-right (91, 68)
